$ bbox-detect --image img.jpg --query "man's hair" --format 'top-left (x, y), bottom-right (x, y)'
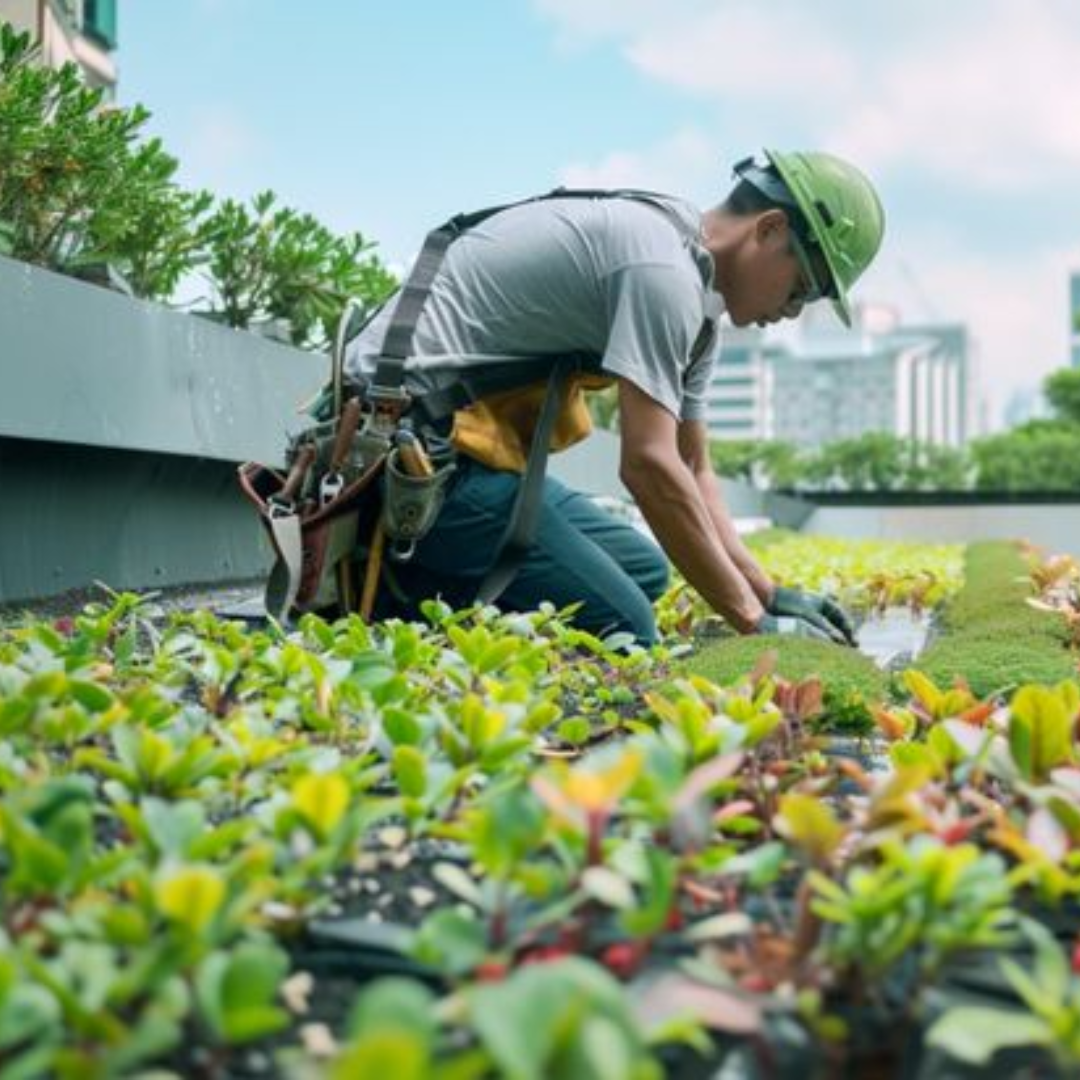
top-left (718, 164), bottom-right (836, 297)
top-left (720, 169), bottom-right (788, 217)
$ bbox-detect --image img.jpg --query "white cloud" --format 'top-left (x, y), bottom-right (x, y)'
top-left (536, 0), bottom-right (1080, 188)
top-left (626, 6), bottom-right (858, 103)
top-left (532, 0), bottom-right (693, 47)
top-left (833, 1), bottom-right (1080, 187)
top-left (560, 127), bottom-right (720, 196)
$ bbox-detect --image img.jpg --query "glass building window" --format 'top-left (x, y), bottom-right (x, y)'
top-left (83, 0), bottom-right (118, 49)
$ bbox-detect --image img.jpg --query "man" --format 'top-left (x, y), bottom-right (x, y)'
top-left (345, 150), bottom-right (884, 645)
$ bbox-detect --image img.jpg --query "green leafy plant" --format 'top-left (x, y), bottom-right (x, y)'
top-left (928, 919), bottom-right (1080, 1070)
top-left (329, 961), bottom-right (680, 1079)
top-left (0, 25), bottom-right (196, 293)
top-left (200, 190), bottom-right (397, 349)
top-left (810, 836), bottom-right (1016, 989)
top-left (194, 941), bottom-right (290, 1045)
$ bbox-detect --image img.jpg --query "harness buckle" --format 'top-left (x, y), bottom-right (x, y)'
top-left (319, 471), bottom-right (345, 506)
top-left (268, 495), bottom-right (295, 519)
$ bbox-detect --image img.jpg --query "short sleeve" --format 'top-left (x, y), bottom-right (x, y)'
top-left (680, 319), bottom-right (719, 421)
top-left (600, 263), bottom-right (705, 419)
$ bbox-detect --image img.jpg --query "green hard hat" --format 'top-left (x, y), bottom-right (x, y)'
top-left (739, 150), bottom-right (885, 326)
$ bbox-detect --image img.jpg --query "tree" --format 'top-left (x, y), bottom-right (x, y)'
top-left (970, 426), bottom-right (1080, 491)
top-left (1044, 368), bottom-right (1080, 426)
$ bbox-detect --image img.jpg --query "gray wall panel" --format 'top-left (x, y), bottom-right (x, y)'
top-left (0, 256), bottom-right (324, 466)
top-left (0, 437), bottom-right (271, 603)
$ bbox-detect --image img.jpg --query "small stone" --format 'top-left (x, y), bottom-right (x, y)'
top-left (282, 971), bottom-right (314, 1015)
top-left (324, 902), bottom-right (344, 918)
top-left (362, 878), bottom-right (381, 895)
top-left (388, 850), bottom-right (412, 870)
top-left (354, 852), bottom-right (379, 873)
top-left (244, 1049), bottom-right (271, 1073)
top-left (366, 911), bottom-right (384, 923)
top-left (300, 1022), bottom-right (338, 1058)
top-left (348, 877), bottom-right (365, 895)
top-left (290, 830), bottom-right (315, 859)
top-left (408, 886), bottom-right (436, 909)
top-left (377, 892), bottom-right (394, 909)
top-left (261, 901), bottom-right (300, 924)
top-left (378, 826), bottom-right (408, 850)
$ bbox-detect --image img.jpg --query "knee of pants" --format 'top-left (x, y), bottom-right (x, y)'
top-left (573, 583), bottom-right (661, 648)
top-left (634, 545), bottom-right (671, 603)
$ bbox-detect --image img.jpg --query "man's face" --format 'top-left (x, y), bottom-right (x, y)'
top-left (722, 212), bottom-right (825, 328)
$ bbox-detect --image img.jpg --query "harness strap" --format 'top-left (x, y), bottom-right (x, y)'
top-left (373, 186), bottom-right (696, 394)
top-left (475, 355), bottom-right (572, 606)
top-left (410, 352), bottom-right (600, 427)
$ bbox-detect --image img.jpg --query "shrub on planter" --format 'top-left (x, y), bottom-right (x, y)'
top-left (0, 24), bottom-right (199, 294)
top-left (201, 190), bottom-right (397, 351)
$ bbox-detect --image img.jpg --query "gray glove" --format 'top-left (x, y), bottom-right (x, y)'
top-left (768, 586), bottom-right (857, 646)
top-left (755, 612), bottom-right (835, 642)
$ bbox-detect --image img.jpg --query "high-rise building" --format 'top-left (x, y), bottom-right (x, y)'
top-left (703, 327), bottom-right (772, 440)
top-left (706, 307), bottom-right (974, 447)
top-left (0, 0), bottom-right (117, 96)
top-left (1070, 271), bottom-right (1080, 368)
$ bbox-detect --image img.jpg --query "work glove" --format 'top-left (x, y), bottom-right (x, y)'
top-left (767, 586), bottom-right (857, 646)
top-left (754, 612), bottom-right (835, 642)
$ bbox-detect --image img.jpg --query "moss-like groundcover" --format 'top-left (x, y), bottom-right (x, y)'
top-left (685, 636), bottom-right (888, 735)
top-left (688, 539), bottom-right (1077, 738)
top-left (917, 541), bottom-right (1077, 696)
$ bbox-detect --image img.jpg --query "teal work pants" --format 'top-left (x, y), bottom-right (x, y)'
top-left (380, 456), bottom-right (669, 644)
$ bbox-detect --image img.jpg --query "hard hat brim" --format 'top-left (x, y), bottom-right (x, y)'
top-left (765, 149), bottom-right (853, 328)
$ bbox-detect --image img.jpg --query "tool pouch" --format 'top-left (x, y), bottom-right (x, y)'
top-left (237, 429), bottom-right (387, 622)
top-left (382, 450), bottom-right (456, 560)
top-left (236, 298), bottom-right (395, 623)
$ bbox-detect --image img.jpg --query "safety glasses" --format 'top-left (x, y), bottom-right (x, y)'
top-left (788, 229), bottom-right (833, 304)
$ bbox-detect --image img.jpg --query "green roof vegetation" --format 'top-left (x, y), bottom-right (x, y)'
top-left (916, 541), bottom-right (1076, 696)
top-left (685, 635), bottom-right (889, 735)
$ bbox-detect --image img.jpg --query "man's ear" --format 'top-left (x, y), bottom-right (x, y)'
top-left (754, 208), bottom-right (790, 248)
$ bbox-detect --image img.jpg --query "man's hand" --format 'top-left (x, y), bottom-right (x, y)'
top-left (755, 612), bottom-right (835, 641)
top-left (768, 586), bottom-right (857, 646)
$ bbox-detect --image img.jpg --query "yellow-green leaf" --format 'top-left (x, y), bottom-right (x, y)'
top-left (902, 670), bottom-right (943, 718)
top-left (775, 794), bottom-right (843, 865)
top-left (155, 865), bottom-right (226, 933)
top-left (392, 746), bottom-right (427, 799)
top-left (1009, 685), bottom-right (1074, 780)
top-left (292, 772), bottom-right (350, 837)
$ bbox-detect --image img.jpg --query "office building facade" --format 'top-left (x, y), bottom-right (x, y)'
top-left (0, 0), bottom-right (118, 96)
top-left (707, 311), bottom-right (973, 448)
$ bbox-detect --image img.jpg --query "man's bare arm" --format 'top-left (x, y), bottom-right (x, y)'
top-left (677, 418), bottom-right (775, 606)
top-left (617, 380), bottom-right (765, 632)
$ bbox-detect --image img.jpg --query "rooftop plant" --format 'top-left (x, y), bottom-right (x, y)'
top-left (3, 532), bottom-right (1080, 1076)
top-left (200, 191), bottom-right (396, 351)
top-left (0, 23), bottom-right (199, 295)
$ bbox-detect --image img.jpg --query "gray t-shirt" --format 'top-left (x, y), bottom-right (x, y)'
top-left (345, 193), bottom-right (724, 421)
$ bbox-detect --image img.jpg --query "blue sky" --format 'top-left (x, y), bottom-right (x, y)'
top-left (118, 0), bottom-right (1080, 429)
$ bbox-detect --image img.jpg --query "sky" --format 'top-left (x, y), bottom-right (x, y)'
top-left (117, 0), bottom-right (1080, 431)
